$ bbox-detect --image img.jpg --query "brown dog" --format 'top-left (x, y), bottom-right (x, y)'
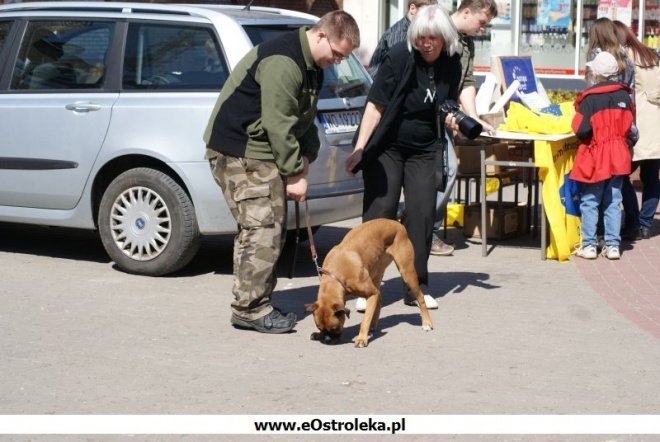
top-left (305, 218), bottom-right (434, 347)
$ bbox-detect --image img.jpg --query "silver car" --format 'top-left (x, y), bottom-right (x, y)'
top-left (0, 2), bottom-right (368, 275)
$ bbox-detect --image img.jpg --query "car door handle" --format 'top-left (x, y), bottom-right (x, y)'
top-left (65, 102), bottom-right (102, 112)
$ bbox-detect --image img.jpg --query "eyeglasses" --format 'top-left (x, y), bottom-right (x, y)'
top-left (325, 36), bottom-right (350, 62)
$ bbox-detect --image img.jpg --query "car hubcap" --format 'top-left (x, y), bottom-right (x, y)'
top-left (109, 186), bottom-right (171, 261)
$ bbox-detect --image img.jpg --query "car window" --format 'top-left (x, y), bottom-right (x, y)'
top-left (320, 58), bottom-right (370, 99)
top-left (123, 23), bottom-right (227, 90)
top-left (242, 24), bottom-right (301, 46)
top-left (0, 21), bottom-right (11, 53)
top-left (11, 21), bottom-right (113, 91)
top-left (242, 24), bottom-right (370, 99)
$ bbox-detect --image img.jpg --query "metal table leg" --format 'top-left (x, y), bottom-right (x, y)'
top-left (540, 180), bottom-right (546, 260)
top-left (480, 146), bottom-right (487, 257)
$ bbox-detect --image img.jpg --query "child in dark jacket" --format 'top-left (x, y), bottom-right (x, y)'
top-left (570, 51), bottom-right (637, 260)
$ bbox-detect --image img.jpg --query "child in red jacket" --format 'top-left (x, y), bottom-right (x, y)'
top-left (570, 51), bottom-right (637, 260)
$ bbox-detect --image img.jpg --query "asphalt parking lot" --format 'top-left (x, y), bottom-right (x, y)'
top-left (2, 217), bottom-right (660, 437)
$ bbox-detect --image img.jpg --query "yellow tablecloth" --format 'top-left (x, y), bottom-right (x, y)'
top-left (533, 136), bottom-right (581, 261)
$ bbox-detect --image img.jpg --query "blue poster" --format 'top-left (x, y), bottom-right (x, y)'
top-left (536, 0), bottom-right (571, 29)
top-left (499, 56), bottom-right (538, 94)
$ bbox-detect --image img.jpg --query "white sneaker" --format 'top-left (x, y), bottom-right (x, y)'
top-left (575, 244), bottom-right (597, 260)
top-left (601, 245), bottom-right (620, 260)
top-left (404, 294), bottom-right (439, 309)
top-left (423, 294), bottom-right (439, 309)
top-left (355, 297), bottom-right (367, 313)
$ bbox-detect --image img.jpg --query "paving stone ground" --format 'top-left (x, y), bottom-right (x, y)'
top-left (0, 192), bottom-right (658, 438)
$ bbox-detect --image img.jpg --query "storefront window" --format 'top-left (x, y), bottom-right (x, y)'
top-left (513, 1), bottom-right (575, 75)
top-left (635, 0), bottom-right (659, 50)
top-left (577, 1), bottom-right (659, 74)
top-left (473, 0), bottom-right (658, 76)
top-left (376, 0), bottom-right (657, 80)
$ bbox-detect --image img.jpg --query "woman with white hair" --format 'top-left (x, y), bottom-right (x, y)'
top-left (345, 5), bottom-right (461, 309)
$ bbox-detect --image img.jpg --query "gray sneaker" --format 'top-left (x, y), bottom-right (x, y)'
top-left (430, 235), bottom-right (455, 256)
top-left (231, 308), bottom-right (296, 334)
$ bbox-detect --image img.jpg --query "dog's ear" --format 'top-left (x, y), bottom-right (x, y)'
top-left (305, 302), bottom-right (319, 313)
top-left (332, 303), bottom-right (350, 319)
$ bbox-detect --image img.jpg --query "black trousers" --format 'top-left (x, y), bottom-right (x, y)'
top-left (362, 145), bottom-right (436, 286)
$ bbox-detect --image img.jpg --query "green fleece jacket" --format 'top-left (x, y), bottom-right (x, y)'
top-left (458, 33), bottom-right (476, 92)
top-left (203, 27), bottom-right (322, 177)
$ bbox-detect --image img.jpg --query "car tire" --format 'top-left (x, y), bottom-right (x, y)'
top-left (98, 167), bottom-right (200, 276)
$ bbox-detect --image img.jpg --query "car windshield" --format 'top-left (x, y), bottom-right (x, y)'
top-left (242, 24), bottom-right (370, 99)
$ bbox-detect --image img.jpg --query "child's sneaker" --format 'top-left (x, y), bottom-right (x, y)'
top-left (575, 244), bottom-right (598, 259)
top-left (601, 245), bottom-right (620, 260)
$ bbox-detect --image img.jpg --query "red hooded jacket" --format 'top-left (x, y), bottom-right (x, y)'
top-left (569, 81), bottom-right (635, 184)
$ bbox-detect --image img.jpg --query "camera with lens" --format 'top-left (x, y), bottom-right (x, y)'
top-left (439, 99), bottom-right (483, 140)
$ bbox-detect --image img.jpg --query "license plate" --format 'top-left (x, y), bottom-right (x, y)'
top-left (319, 110), bottom-right (361, 134)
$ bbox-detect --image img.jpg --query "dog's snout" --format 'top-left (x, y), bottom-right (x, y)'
top-left (321, 334), bottom-right (340, 345)
top-left (319, 329), bottom-right (341, 345)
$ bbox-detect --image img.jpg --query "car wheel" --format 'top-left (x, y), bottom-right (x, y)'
top-left (98, 167), bottom-right (200, 276)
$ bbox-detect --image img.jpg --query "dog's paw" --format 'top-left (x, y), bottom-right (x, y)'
top-left (354, 338), bottom-right (369, 348)
top-left (422, 322), bottom-right (433, 331)
top-left (310, 332), bottom-right (322, 341)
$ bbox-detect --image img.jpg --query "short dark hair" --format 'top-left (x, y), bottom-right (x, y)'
top-left (456, 0), bottom-right (498, 19)
top-left (313, 10), bottom-right (361, 49)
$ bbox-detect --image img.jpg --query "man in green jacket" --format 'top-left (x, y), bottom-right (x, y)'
top-left (204, 11), bottom-right (360, 334)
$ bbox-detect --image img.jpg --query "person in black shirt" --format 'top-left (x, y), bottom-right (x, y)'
top-left (345, 5), bottom-right (461, 309)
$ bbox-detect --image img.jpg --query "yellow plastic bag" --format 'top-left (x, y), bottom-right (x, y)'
top-left (485, 176), bottom-right (513, 196)
top-left (446, 203), bottom-right (464, 227)
top-left (498, 102), bottom-right (574, 135)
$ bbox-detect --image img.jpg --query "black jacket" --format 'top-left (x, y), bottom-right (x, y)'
top-left (353, 42), bottom-right (461, 172)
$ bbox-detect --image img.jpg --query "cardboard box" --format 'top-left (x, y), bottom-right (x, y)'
top-left (463, 202), bottom-right (520, 239)
top-left (456, 142), bottom-right (509, 175)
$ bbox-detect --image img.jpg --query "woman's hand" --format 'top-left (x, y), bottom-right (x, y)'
top-left (345, 101), bottom-right (383, 175)
top-left (444, 113), bottom-right (459, 136)
top-left (477, 118), bottom-right (496, 135)
top-left (345, 147), bottom-right (364, 175)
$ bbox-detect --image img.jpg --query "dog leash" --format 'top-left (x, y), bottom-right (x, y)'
top-left (289, 200), bottom-right (351, 294)
top-left (303, 199), bottom-right (321, 276)
top-left (287, 200), bottom-right (301, 279)
top-left (288, 199), bottom-right (320, 279)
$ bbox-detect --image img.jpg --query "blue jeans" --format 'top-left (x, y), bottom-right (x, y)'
top-left (433, 134), bottom-right (457, 230)
top-left (580, 176), bottom-right (623, 247)
top-left (621, 174), bottom-right (639, 231)
top-left (639, 159), bottom-right (660, 228)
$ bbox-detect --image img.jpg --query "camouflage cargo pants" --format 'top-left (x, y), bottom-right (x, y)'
top-left (208, 149), bottom-right (286, 320)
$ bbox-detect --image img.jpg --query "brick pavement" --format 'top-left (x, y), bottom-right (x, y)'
top-left (574, 222), bottom-right (660, 339)
top-left (473, 181), bottom-right (660, 343)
